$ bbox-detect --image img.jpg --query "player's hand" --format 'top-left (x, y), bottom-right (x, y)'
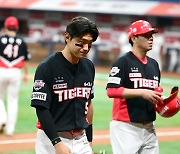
top-left (54, 142), bottom-right (72, 154)
top-left (89, 142), bottom-right (92, 147)
top-left (141, 89), bottom-right (163, 104)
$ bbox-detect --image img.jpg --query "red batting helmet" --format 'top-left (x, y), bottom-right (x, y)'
top-left (128, 20), bottom-right (158, 40)
top-left (4, 16), bottom-right (19, 30)
top-left (154, 87), bottom-right (180, 118)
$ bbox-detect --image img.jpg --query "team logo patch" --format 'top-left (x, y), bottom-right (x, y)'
top-left (55, 76), bottom-right (64, 83)
top-left (107, 77), bottom-right (121, 84)
top-left (34, 80), bottom-right (45, 91)
top-left (110, 67), bottom-right (120, 76)
top-left (131, 67), bottom-right (139, 72)
top-left (31, 92), bottom-right (47, 101)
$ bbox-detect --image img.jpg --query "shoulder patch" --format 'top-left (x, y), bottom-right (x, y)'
top-left (110, 67), bottom-right (120, 76)
top-left (34, 80), bottom-right (45, 91)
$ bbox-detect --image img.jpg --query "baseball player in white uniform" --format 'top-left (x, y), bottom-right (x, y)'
top-left (0, 16), bottom-right (30, 135)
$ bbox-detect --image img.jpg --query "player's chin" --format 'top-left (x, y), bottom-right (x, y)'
top-left (147, 45), bottom-right (153, 50)
top-left (148, 47), bottom-right (153, 51)
top-left (78, 53), bottom-right (87, 58)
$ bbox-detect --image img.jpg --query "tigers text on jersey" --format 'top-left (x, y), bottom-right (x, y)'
top-left (106, 51), bottom-right (161, 122)
top-left (31, 52), bottom-right (95, 131)
top-left (0, 34), bottom-right (30, 68)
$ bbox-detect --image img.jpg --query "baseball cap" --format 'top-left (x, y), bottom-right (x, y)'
top-left (128, 20), bottom-right (158, 40)
top-left (4, 16), bottom-right (19, 30)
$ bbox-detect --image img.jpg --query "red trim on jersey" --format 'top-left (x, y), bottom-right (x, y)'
top-left (36, 120), bottom-right (43, 129)
top-left (112, 98), bottom-right (130, 121)
top-left (131, 51), bottom-right (148, 64)
top-left (13, 60), bottom-right (24, 68)
top-left (0, 56), bottom-right (25, 68)
top-left (0, 60), bottom-right (8, 68)
top-left (107, 87), bottom-right (125, 98)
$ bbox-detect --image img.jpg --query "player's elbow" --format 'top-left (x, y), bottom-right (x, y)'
top-left (106, 88), bottom-right (114, 98)
top-left (106, 87), bottom-right (124, 98)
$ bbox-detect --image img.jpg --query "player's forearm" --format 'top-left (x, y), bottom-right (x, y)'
top-left (86, 100), bottom-right (93, 124)
top-left (86, 100), bottom-right (93, 142)
top-left (23, 61), bottom-right (28, 74)
top-left (36, 107), bottom-right (59, 142)
top-left (122, 88), bottom-right (146, 98)
top-left (107, 87), bottom-right (147, 99)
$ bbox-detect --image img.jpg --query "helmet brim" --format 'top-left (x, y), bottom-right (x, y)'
top-left (149, 28), bottom-right (158, 34)
top-left (140, 28), bottom-right (158, 35)
top-left (128, 27), bottom-right (158, 40)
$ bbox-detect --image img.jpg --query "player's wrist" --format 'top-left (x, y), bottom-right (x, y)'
top-left (51, 136), bottom-right (61, 146)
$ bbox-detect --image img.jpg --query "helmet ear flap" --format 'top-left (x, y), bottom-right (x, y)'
top-left (154, 87), bottom-right (180, 118)
top-left (171, 86), bottom-right (178, 94)
top-left (163, 87), bottom-right (179, 104)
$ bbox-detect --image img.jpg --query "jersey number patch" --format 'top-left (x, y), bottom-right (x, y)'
top-left (3, 44), bottom-right (19, 58)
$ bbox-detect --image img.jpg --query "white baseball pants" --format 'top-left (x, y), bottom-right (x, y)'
top-left (36, 129), bottom-right (93, 154)
top-left (0, 67), bottom-right (21, 135)
top-left (110, 120), bottom-right (159, 154)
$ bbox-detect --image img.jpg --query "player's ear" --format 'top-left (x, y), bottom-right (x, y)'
top-left (131, 35), bottom-right (137, 43)
top-left (64, 32), bottom-right (71, 43)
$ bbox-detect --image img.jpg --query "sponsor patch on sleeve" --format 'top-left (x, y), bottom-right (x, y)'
top-left (107, 77), bottom-right (121, 84)
top-left (31, 92), bottom-right (47, 101)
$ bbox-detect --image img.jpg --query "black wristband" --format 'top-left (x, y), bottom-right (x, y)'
top-left (85, 124), bottom-right (93, 142)
top-left (51, 137), bottom-right (61, 146)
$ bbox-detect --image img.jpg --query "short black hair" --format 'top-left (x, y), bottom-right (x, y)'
top-left (6, 27), bottom-right (18, 32)
top-left (66, 16), bottom-right (99, 42)
top-left (129, 38), bottom-right (133, 46)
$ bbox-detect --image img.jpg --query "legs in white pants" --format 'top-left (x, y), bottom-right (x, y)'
top-left (110, 120), bottom-right (159, 154)
top-left (0, 71), bottom-right (8, 128)
top-left (6, 76), bottom-right (21, 135)
top-left (0, 68), bottom-right (21, 135)
top-left (0, 100), bottom-right (7, 127)
top-left (36, 129), bottom-right (93, 154)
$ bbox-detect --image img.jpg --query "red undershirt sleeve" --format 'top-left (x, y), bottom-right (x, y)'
top-left (106, 87), bottom-right (125, 98)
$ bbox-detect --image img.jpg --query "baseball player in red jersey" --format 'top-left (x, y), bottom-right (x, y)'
top-left (31, 16), bottom-right (99, 154)
top-left (106, 20), bottom-right (163, 154)
top-left (0, 16), bottom-right (31, 135)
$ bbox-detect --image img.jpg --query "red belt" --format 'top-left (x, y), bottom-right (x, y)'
top-left (58, 130), bottom-right (84, 139)
top-left (69, 129), bottom-right (84, 134)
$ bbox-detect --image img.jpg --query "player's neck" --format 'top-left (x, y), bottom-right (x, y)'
top-left (132, 47), bottom-right (147, 59)
top-left (61, 49), bottom-right (79, 64)
top-left (5, 30), bottom-right (16, 37)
